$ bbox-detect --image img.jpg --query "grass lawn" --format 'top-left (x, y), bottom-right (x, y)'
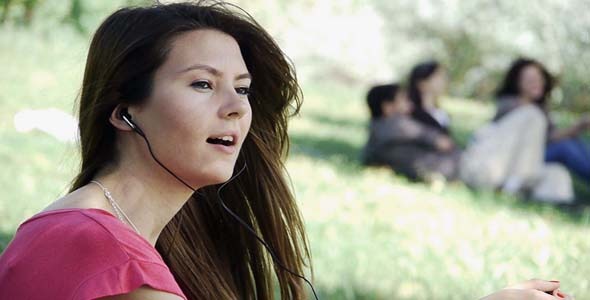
top-left (289, 81), bottom-right (590, 299)
top-left (1, 22), bottom-right (590, 300)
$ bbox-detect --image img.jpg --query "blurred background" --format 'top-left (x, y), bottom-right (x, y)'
top-left (1, 0), bottom-right (589, 299)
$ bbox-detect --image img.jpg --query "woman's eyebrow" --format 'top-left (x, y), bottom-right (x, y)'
top-left (235, 73), bottom-right (252, 81)
top-left (178, 63), bottom-right (251, 80)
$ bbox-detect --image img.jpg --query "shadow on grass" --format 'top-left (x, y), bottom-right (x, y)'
top-left (461, 185), bottom-right (590, 225)
top-left (290, 133), bottom-right (361, 167)
top-left (304, 111), bottom-right (366, 130)
top-left (573, 174), bottom-right (590, 201)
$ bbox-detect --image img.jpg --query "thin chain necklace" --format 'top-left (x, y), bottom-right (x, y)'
top-left (90, 180), bottom-right (141, 235)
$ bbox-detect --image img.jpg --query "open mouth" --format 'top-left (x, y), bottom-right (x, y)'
top-left (206, 135), bottom-right (236, 147)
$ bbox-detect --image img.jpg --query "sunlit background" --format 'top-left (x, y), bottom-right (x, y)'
top-left (1, 0), bottom-right (589, 299)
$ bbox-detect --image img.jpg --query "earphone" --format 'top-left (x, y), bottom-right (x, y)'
top-left (118, 109), bottom-right (319, 299)
top-left (120, 110), bottom-right (145, 137)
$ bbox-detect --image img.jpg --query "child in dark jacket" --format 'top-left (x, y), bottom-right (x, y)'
top-left (362, 84), bottom-right (461, 181)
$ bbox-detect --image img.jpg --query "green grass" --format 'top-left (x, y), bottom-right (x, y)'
top-left (2, 18), bottom-right (590, 300)
top-left (0, 24), bottom-right (85, 248)
top-left (288, 81), bottom-right (590, 299)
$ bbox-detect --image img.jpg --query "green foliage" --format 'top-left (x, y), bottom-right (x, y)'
top-left (372, 0), bottom-right (590, 110)
top-left (233, 0), bottom-right (590, 112)
top-left (0, 0), bottom-right (152, 30)
top-left (4, 0), bottom-right (588, 111)
top-left (63, 0), bottom-right (84, 32)
top-left (1, 0), bottom-right (43, 24)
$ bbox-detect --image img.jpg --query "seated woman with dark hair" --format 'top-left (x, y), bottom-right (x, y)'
top-left (494, 57), bottom-right (590, 183)
top-left (459, 58), bottom-right (574, 203)
top-left (408, 60), bottom-right (453, 136)
top-left (361, 83), bottom-right (461, 181)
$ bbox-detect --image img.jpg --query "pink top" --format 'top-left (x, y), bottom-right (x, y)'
top-left (0, 208), bottom-right (187, 300)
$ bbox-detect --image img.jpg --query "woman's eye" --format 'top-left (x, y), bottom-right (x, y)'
top-left (190, 81), bottom-right (211, 90)
top-left (235, 87), bottom-right (251, 96)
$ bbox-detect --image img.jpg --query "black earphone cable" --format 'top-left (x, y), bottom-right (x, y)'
top-left (123, 112), bottom-right (319, 299)
top-left (217, 166), bottom-right (319, 299)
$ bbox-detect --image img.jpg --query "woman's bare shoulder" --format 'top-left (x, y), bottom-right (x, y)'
top-left (41, 184), bottom-right (110, 213)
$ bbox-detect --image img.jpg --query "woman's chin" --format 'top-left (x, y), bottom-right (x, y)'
top-left (199, 170), bottom-right (236, 187)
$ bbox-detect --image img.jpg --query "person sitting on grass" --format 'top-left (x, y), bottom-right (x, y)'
top-left (408, 60), bottom-right (454, 137)
top-left (361, 83), bottom-right (461, 182)
top-left (459, 58), bottom-right (575, 203)
top-left (495, 58), bottom-right (590, 183)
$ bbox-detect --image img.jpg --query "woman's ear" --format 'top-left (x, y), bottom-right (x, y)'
top-left (109, 105), bottom-right (134, 132)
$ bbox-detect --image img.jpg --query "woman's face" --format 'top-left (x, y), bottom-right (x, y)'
top-left (421, 67), bottom-right (448, 97)
top-left (131, 29), bottom-right (252, 187)
top-left (518, 64), bottom-right (546, 102)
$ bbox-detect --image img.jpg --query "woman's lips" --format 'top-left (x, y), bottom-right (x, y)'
top-left (209, 142), bottom-right (237, 154)
top-left (206, 131), bottom-right (239, 155)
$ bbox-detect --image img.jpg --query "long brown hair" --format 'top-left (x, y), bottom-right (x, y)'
top-left (69, 2), bottom-right (311, 299)
top-left (495, 57), bottom-right (555, 109)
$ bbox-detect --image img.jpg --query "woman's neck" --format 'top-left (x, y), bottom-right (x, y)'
top-left (518, 95), bottom-right (535, 105)
top-left (94, 165), bottom-right (196, 246)
top-left (421, 92), bottom-right (437, 111)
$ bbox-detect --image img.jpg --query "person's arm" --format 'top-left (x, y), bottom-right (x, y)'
top-left (402, 118), bottom-right (455, 152)
top-left (379, 116), bottom-right (455, 152)
top-left (98, 286), bottom-right (185, 300)
top-left (549, 115), bottom-right (590, 142)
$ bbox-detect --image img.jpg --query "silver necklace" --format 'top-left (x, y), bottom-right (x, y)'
top-left (90, 180), bottom-right (141, 235)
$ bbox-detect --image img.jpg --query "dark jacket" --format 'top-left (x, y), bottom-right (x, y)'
top-left (362, 114), bottom-right (461, 181)
top-left (411, 108), bottom-right (451, 135)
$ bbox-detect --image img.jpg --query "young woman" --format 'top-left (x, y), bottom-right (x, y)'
top-left (460, 58), bottom-right (574, 203)
top-left (0, 3), bottom-right (569, 300)
top-left (0, 2), bottom-right (310, 299)
top-left (495, 58), bottom-right (590, 182)
top-left (408, 60), bottom-right (454, 137)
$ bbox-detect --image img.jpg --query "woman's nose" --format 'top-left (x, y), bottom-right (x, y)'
top-left (219, 89), bottom-right (250, 120)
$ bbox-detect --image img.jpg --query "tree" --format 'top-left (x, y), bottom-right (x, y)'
top-left (372, 0), bottom-right (590, 110)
